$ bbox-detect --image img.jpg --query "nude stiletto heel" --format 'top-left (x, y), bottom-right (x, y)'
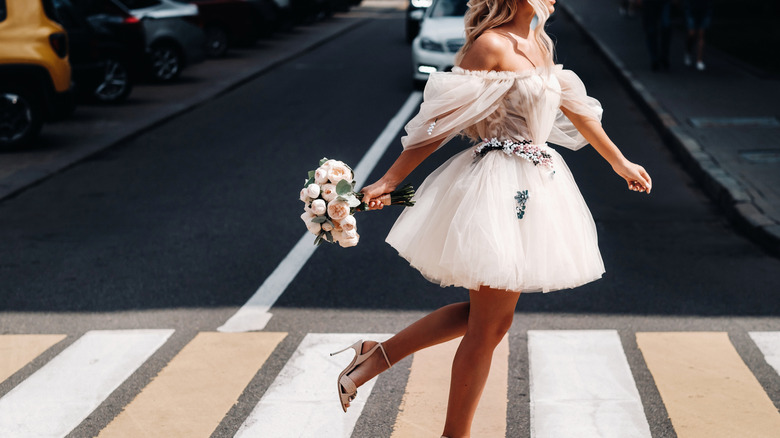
top-left (330, 340), bottom-right (391, 412)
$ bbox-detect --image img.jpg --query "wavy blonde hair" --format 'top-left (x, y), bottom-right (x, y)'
top-left (455, 0), bottom-right (555, 67)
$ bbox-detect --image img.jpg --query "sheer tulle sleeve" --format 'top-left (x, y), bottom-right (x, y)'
top-left (548, 68), bottom-right (604, 151)
top-left (401, 69), bottom-right (515, 151)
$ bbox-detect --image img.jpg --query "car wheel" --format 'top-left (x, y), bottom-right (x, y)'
top-left (0, 88), bottom-right (43, 150)
top-left (93, 58), bottom-right (133, 103)
top-left (150, 42), bottom-right (183, 82)
top-left (204, 25), bottom-right (229, 58)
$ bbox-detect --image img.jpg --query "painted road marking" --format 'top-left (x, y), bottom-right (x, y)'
top-left (217, 92), bottom-right (423, 333)
top-left (0, 334), bottom-right (66, 384)
top-left (98, 332), bottom-right (286, 438)
top-left (636, 332), bottom-right (780, 438)
top-left (391, 336), bottom-right (508, 438)
top-left (749, 331), bottom-right (780, 377)
top-left (235, 333), bottom-right (392, 438)
top-left (0, 329), bottom-right (173, 438)
top-left (529, 330), bottom-right (651, 438)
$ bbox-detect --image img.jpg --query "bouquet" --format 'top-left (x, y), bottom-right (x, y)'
top-left (300, 158), bottom-right (415, 247)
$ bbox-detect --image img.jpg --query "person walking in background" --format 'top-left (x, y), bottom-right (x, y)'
top-left (684, 0), bottom-right (713, 71)
top-left (638, 0), bottom-right (673, 71)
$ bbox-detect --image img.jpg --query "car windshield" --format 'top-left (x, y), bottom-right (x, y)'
top-left (428, 0), bottom-right (467, 18)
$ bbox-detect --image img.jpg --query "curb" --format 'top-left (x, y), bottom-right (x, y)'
top-left (558, 4), bottom-right (780, 257)
top-left (0, 17), bottom-right (369, 203)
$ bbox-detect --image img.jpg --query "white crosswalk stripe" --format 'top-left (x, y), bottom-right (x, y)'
top-left (0, 329), bottom-right (173, 438)
top-left (750, 331), bottom-right (780, 377)
top-left (528, 330), bottom-right (652, 438)
top-left (235, 333), bottom-right (392, 438)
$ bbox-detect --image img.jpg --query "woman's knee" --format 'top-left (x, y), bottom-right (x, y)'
top-left (466, 312), bottom-right (514, 345)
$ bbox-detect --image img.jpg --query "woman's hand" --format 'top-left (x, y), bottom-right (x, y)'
top-left (613, 160), bottom-right (652, 194)
top-left (360, 179), bottom-right (397, 210)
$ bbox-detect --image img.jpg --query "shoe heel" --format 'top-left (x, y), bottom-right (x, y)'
top-left (330, 340), bottom-right (362, 357)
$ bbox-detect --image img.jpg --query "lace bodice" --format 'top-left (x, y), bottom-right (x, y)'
top-left (401, 64), bottom-right (603, 151)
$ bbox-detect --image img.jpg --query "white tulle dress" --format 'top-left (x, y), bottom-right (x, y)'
top-left (385, 64), bottom-right (606, 293)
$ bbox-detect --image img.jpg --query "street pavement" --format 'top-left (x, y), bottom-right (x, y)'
top-left (559, 0), bottom-right (780, 256)
top-left (1, 2), bottom-right (780, 437)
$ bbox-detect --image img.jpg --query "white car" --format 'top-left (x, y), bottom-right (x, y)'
top-left (410, 0), bottom-right (467, 87)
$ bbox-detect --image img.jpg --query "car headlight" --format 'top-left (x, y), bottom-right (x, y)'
top-left (411, 0), bottom-right (433, 7)
top-left (420, 37), bottom-right (445, 52)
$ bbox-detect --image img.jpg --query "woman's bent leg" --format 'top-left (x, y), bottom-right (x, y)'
top-left (346, 301), bottom-right (470, 390)
top-left (442, 286), bottom-right (520, 438)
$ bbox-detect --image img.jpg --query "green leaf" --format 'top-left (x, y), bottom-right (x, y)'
top-left (324, 231), bottom-right (334, 242)
top-left (311, 216), bottom-right (327, 224)
top-left (304, 176), bottom-right (315, 188)
top-left (336, 179), bottom-right (352, 195)
top-left (308, 170), bottom-right (315, 179)
top-left (319, 157), bottom-right (329, 166)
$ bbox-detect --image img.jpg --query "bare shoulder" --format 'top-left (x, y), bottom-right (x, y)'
top-left (458, 31), bottom-right (511, 71)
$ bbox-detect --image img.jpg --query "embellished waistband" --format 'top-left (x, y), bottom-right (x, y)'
top-left (472, 138), bottom-right (555, 171)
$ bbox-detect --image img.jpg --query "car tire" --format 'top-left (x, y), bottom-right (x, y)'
top-left (93, 58), bottom-right (133, 103)
top-left (0, 87), bottom-right (43, 150)
top-left (204, 25), bottom-right (230, 58)
top-left (150, 42), bottom-right (183, 82)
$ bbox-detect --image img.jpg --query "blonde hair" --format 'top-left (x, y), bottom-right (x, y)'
top-left (455, 0), bottom-right (555, 66)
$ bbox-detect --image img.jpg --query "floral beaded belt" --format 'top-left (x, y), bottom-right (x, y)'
top-left (472, 138), bottom-right (555, 172)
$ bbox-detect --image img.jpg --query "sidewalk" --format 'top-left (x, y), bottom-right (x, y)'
top-left (559, 0), bottom-right (780, 256)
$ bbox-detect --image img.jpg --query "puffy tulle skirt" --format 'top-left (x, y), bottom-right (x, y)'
top-left (385, 145), bottom-right (605, 293)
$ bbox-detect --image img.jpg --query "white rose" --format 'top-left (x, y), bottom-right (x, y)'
top-left (306, 221), bottom-right (322, 235)
top-left (341, 215), bottom-right (356, 232)
top-left (314, 167), bottom-right (328, 184)
top-left (331, 228), bottom-right (344, 242)
top-left (322, 222), bottom-right (333, 232)
top-left (338, 233), bottom-right (359, 248)
top-left (299, 188), bottom-right (309, 203)
top-left (320, 183), bottom-right (337, 202)
top-left (311, 199), bottom-right (327, 215)
top-left (300, 211), bottom-right (315, 224)
top-left (327, 200), bottom-right (350, 221)
top-left (320, 159), bottom-right (336, 170)
top-left (327, 162), bottom-right (352, 184)
top-left (306, 184), bottom-right (320, 199)
top-left (344, 228), bottom-right (357, 238)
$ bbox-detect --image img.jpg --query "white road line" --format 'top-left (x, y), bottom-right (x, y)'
top-left (0, 329), bottom-right (173, 438)
top-left (217, 92), bottom-right (423, 333)
top-left (234, 333), bottom-right (392, 438)
top-left (749, 331), bottom-right (780, 377)
top-left (528, 330), bottom-right (651, 438)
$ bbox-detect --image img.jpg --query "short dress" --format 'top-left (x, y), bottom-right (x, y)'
top-left (385, 65), bottom-right (606, 293)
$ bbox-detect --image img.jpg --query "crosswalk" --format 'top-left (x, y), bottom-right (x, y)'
top-left (1, 330), bottom-right (779, 437)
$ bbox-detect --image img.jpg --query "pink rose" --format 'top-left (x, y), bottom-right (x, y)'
top-left (338, 232), bottom-right (359, 248)
top-left (306, 184), bottom-right (320, 199)
top-left (314, 167), bottom-right (328, 184)
top-left (327, 200), bottom-right (350, 221)
top-left (311, 199), bottom-right (326, 215)
top-left (320, 183), bottom-right (337, 202)
top-left (327, 162), bottom-right (352, 184)
top-left (299, 188), bottom-right (309, 203)
top-left (341, 215), bottom-right (356, 232)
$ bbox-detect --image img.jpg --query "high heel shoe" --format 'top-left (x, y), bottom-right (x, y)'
top-left (330, 340), bottom-right (391, 412)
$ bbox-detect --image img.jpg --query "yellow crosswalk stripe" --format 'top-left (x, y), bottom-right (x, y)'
top-left (0, 334), bottom-right (66, 383)
top-left (637, 332), bottom-right (780, 438)
top-left (391, 336), bottom-right (508, 438)
top-left (98, 331), bottom-right (286, 438)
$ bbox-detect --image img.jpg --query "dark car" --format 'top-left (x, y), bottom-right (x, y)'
top-left (53, 0), bottom-right (146, 102)
top-left (405, 0), bottom-right (431, 43)
top-left (188, 0), bottom-right (276, 58)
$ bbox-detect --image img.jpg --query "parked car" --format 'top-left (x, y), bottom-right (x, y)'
top-left (115, 0), bottom-right (206, 81)
top-left (405, 0), bottom-right (431, 44)
top-left (410, 0), bottom-right (465, 87)
top-left (0, 0), bottom-right (75, 149)
top-left (188, 0), bottom-right (275, 58)
top-left (52, 0), bottom-right (145, 103)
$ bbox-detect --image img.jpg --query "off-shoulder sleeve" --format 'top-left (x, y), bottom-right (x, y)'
top-left (401, 69), bottom-right (515, 151)
top-left (548, 68), bottom-right (604, 151)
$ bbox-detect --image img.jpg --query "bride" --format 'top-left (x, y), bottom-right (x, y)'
top-left (331, 0), bottom-right (652, 436)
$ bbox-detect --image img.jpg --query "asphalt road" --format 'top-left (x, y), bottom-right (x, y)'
top-left (0, 5), bottom-right (779, 438)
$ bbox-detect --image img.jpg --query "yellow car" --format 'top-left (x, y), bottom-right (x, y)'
top-left (0, 0), bottom-right (75, 149)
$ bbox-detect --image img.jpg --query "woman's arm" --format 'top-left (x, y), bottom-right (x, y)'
top-left (561, 107), bottom-right (652, 194)
top-left (360, 140), bottom-right (442, 210)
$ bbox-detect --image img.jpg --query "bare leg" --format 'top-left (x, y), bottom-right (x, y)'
top-left (345, 301), bottom-right (470, 392)
top-left (442, 286), bottom-right (521, 438)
